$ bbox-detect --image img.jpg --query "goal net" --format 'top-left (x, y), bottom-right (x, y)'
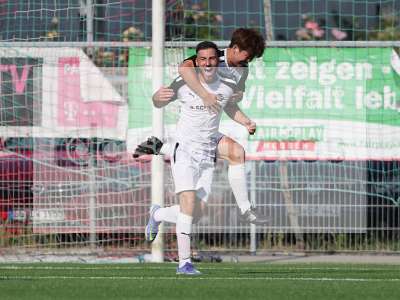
top-left (0, 0), bottom-right (400, 261)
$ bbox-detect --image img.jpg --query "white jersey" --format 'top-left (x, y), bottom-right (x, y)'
top-left (170, 75), bottom-right (235, 159)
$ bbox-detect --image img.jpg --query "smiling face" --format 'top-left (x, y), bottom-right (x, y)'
top-left (195, 47), bottom-right (219, 83)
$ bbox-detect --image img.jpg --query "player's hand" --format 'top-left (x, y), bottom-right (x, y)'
top-left (245, 120), bottom-right (256, 135)
top-left (202, 92), bottom-right (221, 113)
top-left (231, 91), bottom-right (244, 102)
top-left (153, 86), bottom-right (175, 102)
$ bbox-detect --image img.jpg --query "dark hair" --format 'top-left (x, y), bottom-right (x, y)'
top-left (196, 41), bottom-right (219, 54)
top-left (229, 28), bottom-right (265, 61)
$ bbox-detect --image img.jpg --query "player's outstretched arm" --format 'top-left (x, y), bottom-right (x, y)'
top-left (178, 60), bottom-right (220, 113)
top-left (152, 86), bottom-right (175, 108)
top-left (224, 102), bottom-right (256, 135)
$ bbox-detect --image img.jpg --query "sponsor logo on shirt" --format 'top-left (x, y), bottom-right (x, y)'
top-left (190, 105), bottom-right (207, 111)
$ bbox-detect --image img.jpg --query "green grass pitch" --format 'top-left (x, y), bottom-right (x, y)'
top-left (1, 263), bottom-right (400, 300)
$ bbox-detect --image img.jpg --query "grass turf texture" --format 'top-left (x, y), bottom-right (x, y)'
top-left (1, 263), bottom-right (400, 300)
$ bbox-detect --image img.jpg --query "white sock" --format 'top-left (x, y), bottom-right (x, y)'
top-left (176, 212), bottom-right (193, 267)
top-left (153, 205), bottom-right (180, 223)
top-left (159, 142), bottom-right (172, 156)
top-left (228, 164), bottom-right (251, 214)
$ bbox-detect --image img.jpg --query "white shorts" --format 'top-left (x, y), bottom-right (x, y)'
top-left (171, 143), bottom-right (216, 202)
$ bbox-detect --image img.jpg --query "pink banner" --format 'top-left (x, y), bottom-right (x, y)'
top-left (58, 57), bottom-right (118, 128)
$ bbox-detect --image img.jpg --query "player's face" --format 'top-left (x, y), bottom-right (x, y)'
top-left (231, 45), bottom-right (251, 66)
top-left (196, 48), bottom-right (219, 82)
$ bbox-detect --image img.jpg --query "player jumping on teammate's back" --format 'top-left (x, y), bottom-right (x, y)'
top-left (136, 28), bottom-right (269, 225)
top-left (145, 41), bottom-right (265, 275)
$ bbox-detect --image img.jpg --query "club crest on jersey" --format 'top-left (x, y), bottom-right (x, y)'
top-left (216, 94), bottom-right (226, 100)
top-left (216, 94), bottom-right (229, 106)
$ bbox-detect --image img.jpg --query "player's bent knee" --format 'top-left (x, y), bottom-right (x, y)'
top-left (228, 144), bottom-right (245, 164)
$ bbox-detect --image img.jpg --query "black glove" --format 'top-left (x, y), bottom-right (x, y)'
top-left (133, 136), bottom-right (163, 158)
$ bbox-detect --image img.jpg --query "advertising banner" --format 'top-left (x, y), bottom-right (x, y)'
top-left (128, 47), bottom-right (400, 160)
top-left (0, 47), bottom-right (127, 139)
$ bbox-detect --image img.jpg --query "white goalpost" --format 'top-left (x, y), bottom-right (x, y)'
top-left (151, 0), bottom-right (165, 263)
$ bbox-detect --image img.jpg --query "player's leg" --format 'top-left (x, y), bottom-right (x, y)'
top-left (149, 198), bottom-right (205, 226)
top-left (177, 190), bottom-right (195, 268)
top-left (168, 144), bottom-right (201, 274)
top-left (175, 153), bottom-right (215, 275)
top-left (145, 146), bottom-right (208, 242)
top-left (175, 190), bottom-right (202, 275)
top-left (217, 136), bottom-right (270, 224)
top-left (191, 160), bottom-right (213, 223)
top-left (153, 205), bottom-right (180, 223)
top-left (175, 160), bottom-right (212, 274)
top-left (145, 143), bottom-right (189, 242)
top-left (151, 164), bottom-right (210, 226)
top-left (145, 189), bottom-right (207, 243)
top-left (145, 203), bottom-right (180, 242)
top-left (217, 136), bottom-right (249, 213)
top-left (145, 194), bottom-right (201, 243)
top-left (145, 203), bottom-right (163, 242)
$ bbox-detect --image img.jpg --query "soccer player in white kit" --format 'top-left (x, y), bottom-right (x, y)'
top-left (135, 28), bottom-right (269, 225)
top-left (145, 41), bottom-right (256, 275)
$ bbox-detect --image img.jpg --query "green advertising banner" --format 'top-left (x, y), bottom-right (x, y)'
top-left (128, 47), bottom-right (400, 160)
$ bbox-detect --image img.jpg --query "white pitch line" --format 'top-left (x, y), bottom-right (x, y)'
top-left (1, 266), bottom-right (399, 272)
top-left (1, 275), bottom-right (400, 282)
